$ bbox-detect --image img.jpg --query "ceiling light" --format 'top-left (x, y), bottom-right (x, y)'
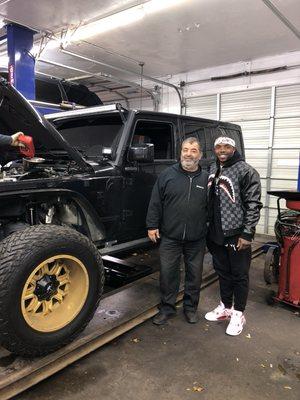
top-left (144, 0), bottom-right (186, 14)
top-left (0, 18), bottom-right (5, 30)
top-left (0, 54), bottom-right (8, 66)
top-left (15, 51), bottom-right (21, 61)
top-left (71, 6), bottom-right (145, 41)
top-left (29, 44), bottom-right (40, 57)
top-left (46, 0), bottom-right (188, 49)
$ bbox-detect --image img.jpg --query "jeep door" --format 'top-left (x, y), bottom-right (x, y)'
top-left (119, 115), bottom-right (178, 241)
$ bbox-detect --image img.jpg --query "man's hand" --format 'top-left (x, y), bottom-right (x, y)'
top-left (237, 237), bottom-right (251, 251)
top-left (148, 229), bottom-right (160, 243)
top-left (11, 132), bottom-right (25, 147)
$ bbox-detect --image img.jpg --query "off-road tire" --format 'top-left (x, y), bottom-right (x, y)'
top-left (0, 225), bottom-right (104, 357)
top-left (266, 290), bottom-right (277, 306)
top-left (264, 246), bottom-right (280, 285)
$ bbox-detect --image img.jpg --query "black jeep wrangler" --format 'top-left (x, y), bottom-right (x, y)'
top-left (0, 80), bottom-right (245, 357)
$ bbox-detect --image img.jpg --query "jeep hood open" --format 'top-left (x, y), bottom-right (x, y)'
top-left (0, 79), bottom-right (91, 172)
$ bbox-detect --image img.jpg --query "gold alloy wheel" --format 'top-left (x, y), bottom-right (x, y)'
top-left (21, 255), bottom-right (89, 332)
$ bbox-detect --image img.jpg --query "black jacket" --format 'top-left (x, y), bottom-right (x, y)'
top-left (208, 151), bottom-right (263, 242)
top-left (0, 134), bottom-right (12, 146)
top-left (146, 163), bottom-right (208, 241)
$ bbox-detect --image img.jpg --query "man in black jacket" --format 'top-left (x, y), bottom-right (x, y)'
top-left (146, 137), bottom-right (208, 325)
top-left (205, 136), bottom-right (262, 336)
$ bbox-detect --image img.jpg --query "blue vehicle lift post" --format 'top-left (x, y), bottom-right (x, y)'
top-left (6, 23), bottom-right (36, 100)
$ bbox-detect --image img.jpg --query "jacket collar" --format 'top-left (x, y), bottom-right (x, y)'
top-left (173, 162), bottom-right (202, 176)
top-left (216, 150), bottom-right (244, 168)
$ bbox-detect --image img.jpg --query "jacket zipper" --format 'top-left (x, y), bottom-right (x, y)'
top-left (182, 176), bottom-right (193, 240)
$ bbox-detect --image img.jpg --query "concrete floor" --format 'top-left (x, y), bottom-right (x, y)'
top-left (15, 255), bottom-right (300, 400)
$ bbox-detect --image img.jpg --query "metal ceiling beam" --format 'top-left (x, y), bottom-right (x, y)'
top-left (60, 48), bottom-right (183, 113)
top-left (66, 73), bottom-right (154, 99)
top-left (86, 82), bottom-right (130, 107)
top-left (262, 0), bottom-right (300, 40)
top-left (37, 57), bottom-right (154, 102)
top-left (94, 83), bottom-right (130, 92)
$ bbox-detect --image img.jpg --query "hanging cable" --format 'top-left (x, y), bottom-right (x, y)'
top-left (139, 62), bottom-right (145, 109)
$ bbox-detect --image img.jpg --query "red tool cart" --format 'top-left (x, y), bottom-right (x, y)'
top-left (265, 191), bottom-right (300, 308)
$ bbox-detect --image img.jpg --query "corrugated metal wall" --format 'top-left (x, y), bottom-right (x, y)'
top-left (127, 97), bottom-right (154, 111)
top-left (111, 97), bottom-right (154, 111)
top-left (185, 84), bottom-right (300, 234)
top-left (185, 95), bottom-right (218, 119)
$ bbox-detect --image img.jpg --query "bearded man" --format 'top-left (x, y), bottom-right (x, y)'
top-left (146, 137), bottom-right (208, 325)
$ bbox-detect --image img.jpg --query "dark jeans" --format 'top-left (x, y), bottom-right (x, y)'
top-left (207, 238), bottom-right (252, 312)
top-left (159, 236), bottom-right (206, 314)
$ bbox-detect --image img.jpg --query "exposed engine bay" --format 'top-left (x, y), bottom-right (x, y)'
top-left (0, 135), bottom-right (104, 242)
top-left (0, 156), bottom-right (81, 182)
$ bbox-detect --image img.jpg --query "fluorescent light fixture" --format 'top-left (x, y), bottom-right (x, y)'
top-left (46, 0), bottom-right (187, 48)
top-left (29, 44), bottom-right (41, 57)
top-left (72, 6), bottom-right (145, 40)
top-left (0, 54), bottom-right (8, 66)
top-left (0, 18), bottom-right (5, 30)
top-left (15, 51), bottom-right (21, 61)
top-left (47, 37), bottom-right (63, 50)
top-left (144, 0), bottom-right (185, 14)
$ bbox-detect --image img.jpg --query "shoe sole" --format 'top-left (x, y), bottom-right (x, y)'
top-left (185, 317), bottom-right (199, 324)
top-left (205, 315), bottom-right (231, 322)
top-left (152, 320), bottom-right (168, 326)
top-left (152, 314), bottom-right (176, 325)
top-left (226, 329), bottom-right (243, 336)
top-left (226, 320), bottom-right (246, 336)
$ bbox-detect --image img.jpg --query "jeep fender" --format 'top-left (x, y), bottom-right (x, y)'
top-left (0, 188), bottom-right (106, 242)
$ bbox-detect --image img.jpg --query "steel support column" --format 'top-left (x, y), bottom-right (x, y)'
top-left (264, 86), bottom-right (276, 234)
top-left (298, 153), bottom-right (300, 191)
top-left (6, 23), bottom-right (36, 100)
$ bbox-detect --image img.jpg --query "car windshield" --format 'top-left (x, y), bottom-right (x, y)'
top-left (54, 112), bottom-right (124, 161)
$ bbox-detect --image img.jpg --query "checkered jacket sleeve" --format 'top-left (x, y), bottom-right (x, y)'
top-left (240, 166), bottom-right (263, 241)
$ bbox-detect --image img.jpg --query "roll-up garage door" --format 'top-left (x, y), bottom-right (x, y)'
top-left (269, 85), bottom-right (300, 232)
top-left (185, 95), bottom-right (217, 119)
top-left (128, 97), bottom-right (154, 111)
top-left (185, 84), bottom-right (300, 234)
top-left (221, 88), bottom-right (271, 234)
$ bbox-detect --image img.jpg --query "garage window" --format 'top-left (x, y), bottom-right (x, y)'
top-left (132, 120), bottom-right (174, 160)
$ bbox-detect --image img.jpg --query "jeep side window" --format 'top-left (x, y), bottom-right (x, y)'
top-left (132, 120), bottom-right (174, 160)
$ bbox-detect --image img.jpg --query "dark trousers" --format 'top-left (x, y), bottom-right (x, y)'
top-left (159, 236), bottom-right (205, 314)
top-left (207, 238), bottom-right (252, 312)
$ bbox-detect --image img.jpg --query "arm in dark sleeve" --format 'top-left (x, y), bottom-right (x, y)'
top-left (146, 177), bottom-right (164, 230)
top-left (0, 134), bottom-right (12, 146)
top-left (240, 167), bottom-right (263, 241)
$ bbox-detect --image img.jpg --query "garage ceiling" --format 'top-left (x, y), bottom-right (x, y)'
top-left (0, 0), bottom-right (299, 103)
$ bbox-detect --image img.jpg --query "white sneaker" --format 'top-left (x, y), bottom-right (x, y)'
top-left (226, 310), bottom-right (246, 336)
top-left (205, 302), bottom-right (232, 322)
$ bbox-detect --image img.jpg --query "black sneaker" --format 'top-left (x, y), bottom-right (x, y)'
top-left (184, 310), bottom-right (199, 324)
top-left (152, 311), bottom-right (175, 325)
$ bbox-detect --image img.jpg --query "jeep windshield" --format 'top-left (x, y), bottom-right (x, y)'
top-left (51, 112), bottom-right (124, 162)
